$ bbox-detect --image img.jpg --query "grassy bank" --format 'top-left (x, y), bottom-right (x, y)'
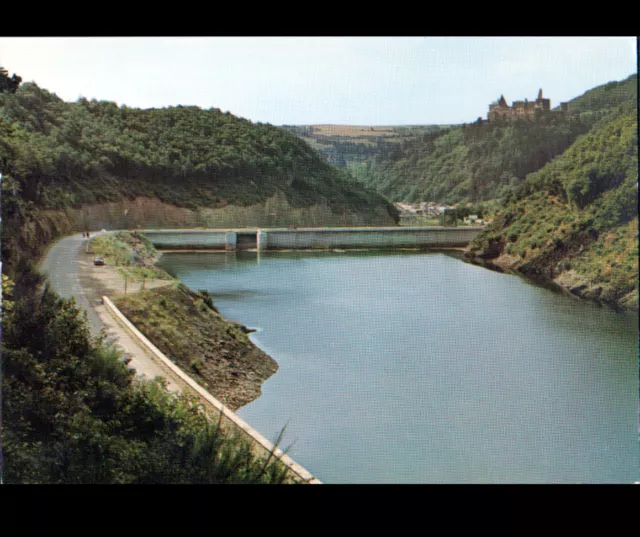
top-left (90, 231), bottom-right (175, 282)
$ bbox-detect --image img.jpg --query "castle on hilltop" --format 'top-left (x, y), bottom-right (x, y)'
top-left (487, 89), bottom-right (568, 122)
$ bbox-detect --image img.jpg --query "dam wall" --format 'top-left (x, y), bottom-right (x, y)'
top-left (142, 227), bottom-right (484, 251)
top-left (142, 230), bottom-right (231, 250)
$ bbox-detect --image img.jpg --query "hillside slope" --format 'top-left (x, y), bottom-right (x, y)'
top-left (325, 74), bottom-right (637, 205)
top-left (465, 109), bottom-right (638, 311)
top-left (1, 69), bottom-right (314, 484)
top-left (280, 124), bottom-right (446, 182)
top-left (559, 73), bottom-right (638, 120)
top-left (0, 81), bottom-right (399, 273)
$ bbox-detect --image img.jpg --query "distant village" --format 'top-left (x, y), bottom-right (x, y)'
top-left (393, 201), bottom-right (488, 225)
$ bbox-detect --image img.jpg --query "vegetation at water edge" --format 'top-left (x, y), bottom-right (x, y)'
top-left (466, 107), bottom-right (638, 310)
top-left (1, 267), bottom-right (297, 483)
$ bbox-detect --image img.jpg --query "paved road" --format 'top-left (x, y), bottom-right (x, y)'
top-left (39, 232), bottom-right (180, 390)
top-left (37, 231), bottom-right (321, 482)
top-left (39, 233), bottom-right (105, 335)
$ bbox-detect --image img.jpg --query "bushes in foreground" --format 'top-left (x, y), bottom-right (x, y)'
top-left (1, 267), bottom-right (294, 484)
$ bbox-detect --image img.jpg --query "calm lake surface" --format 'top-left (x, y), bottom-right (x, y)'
top-left (157, 250), bottom-right (639, 483)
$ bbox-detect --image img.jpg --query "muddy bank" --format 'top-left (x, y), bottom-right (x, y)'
top-left (463, 201), bottom-right (638, 313)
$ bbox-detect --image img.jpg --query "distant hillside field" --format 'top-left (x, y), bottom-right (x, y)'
top-left (281, 123), bottom-right (447, 186)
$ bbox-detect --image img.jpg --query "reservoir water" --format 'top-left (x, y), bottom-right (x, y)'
top-left (157, 250), bottom-right (639, 483)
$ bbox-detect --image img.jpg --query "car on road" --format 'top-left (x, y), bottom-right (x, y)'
top-left (93, 257), bottom-right (106, 266)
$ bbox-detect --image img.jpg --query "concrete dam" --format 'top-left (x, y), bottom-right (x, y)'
top-left (141, 226), bottom-right (484, 251)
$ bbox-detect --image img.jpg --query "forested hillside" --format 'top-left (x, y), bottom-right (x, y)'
top-left (280, 124), bottom-right (446, 183)
top-left (0, 82), bottom-right (397, 211)
top-left (466, 108), bottom-right (638, 311)
top-left (559, 74), bottom-right (638, 121)
top-left (0, 79), bottom-right (398, 273)
top-left (370, 114), bottom-right (592, 202)
top-left (293, 74), bottom-right (637, 206)
top-left (1, 69), bottom-right (351, 484)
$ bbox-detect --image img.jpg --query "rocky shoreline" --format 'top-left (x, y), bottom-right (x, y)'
top-left (463, 250), bottom-right (638, 313)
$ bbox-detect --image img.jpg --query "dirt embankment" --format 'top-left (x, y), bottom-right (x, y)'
top-left (111, 284), bottom-right (278, 411)
top-left (56, 191), bottom-right (396, 231)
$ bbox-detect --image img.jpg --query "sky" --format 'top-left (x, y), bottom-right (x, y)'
top-left (0, 37), bottom-right (636, 126)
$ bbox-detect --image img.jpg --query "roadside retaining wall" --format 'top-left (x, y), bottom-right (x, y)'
top-left (102, 295), bottom-right (321, 484)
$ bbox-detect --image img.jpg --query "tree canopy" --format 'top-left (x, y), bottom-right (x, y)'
top-left (0, 66), bottom-right (22, 94)
top-left (285, 74), bottom-right (638, 206)
top-left (0, 81), bottom-right (395, 217)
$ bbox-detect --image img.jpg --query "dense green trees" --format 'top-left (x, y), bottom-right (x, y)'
top-left (0, 83), bottom-right (395, 218)
top-left (466, 109), bottom-right (638, 310)
top-left (563, 74), bottom-right (637, 119)
top-left (363, 113), bottom-right (591, 203)
top-left (1, 268), bottom-right (293, 483)
top-left (520, 109), bottom-right (637, 219)
top-left (288, 74), bottom-right (637, 206)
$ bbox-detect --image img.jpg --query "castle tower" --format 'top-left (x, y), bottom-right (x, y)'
top-left (488, 95), bottom-right (510, 121)
top-left (535, 88), bottom-right (550, 112)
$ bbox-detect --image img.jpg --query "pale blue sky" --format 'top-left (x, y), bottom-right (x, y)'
top-left (0, 37), bottom-right (636, 125)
